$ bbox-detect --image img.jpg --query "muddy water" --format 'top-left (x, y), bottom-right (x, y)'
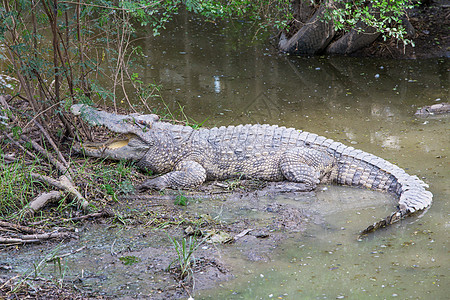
top-left (2, 12), bottom-right (449, 299)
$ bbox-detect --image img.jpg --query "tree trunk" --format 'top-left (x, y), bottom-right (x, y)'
top-left (279, 5), bottom-right (335, 55)
top-left (325, 21), bottom-right (381, 55)
top-left (279, 0), bottom-right (416, 56)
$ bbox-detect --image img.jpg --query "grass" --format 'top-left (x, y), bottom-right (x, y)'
top-left (174, 191), bottom-right (190, 206)
top-left (166, 233), bottom-right (205, 280)
top-left (9, 243), bottom-right (68, 293)
top-left (0, 143), bottom-right (141, 221)
top-left (0, 156), bottom-right (41, 217)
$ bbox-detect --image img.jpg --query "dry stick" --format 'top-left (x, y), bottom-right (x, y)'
top-left (31, 172), bottom-right (67, 190)
top-left (33, 120), bottom-right (72, 172)
top-left (20, 191), bottom-right (63, 217)
top-left (20, 232), bottom-right (72, 240)
top-left (46, 245), bottom-right (86, 262)
top-left (0, 232), bottom-right (72, 244)
top-left (1, 131), bottom-right (38, 160)
top-left (0, 221), bottom-right (44, 234)
top-left (21, 100), bottom-right (62, 131)
top-left (24, 136), bottom-right (73, 182)
top-left (30, 172), bottom-right (89, 211)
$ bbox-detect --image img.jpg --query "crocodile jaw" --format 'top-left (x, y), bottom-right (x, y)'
top-left (73, 133), bottom-right (150, 161)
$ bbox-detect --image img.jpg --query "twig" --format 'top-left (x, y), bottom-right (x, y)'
top-left (33, 120), bottom-right (71, 171)
top-left (0, 131), bottom-right (38, 160)
top-left (62, 210), bottom-right (113, 222)
top-left (45, 245), bottom-right (86, 262)
top-left (0, 221), bottom-right (44, 234)
top-left (0, 232), bottom-right (72, 244)
top-left (24, 137), bottom-right (73, 182)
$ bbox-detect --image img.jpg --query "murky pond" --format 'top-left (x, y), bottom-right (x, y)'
top-left (2, 12), bottom-right (449, 299)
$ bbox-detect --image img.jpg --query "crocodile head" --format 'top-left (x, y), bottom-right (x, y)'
top-left (71, 104), bottom-right (160, 162)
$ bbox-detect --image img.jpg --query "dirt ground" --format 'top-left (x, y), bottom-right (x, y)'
top-left (1, 182), bottom-right (319, 299)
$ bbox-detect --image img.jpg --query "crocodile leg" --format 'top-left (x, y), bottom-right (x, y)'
top-left (280, 147), bottom-right (335, 190)
top-left (136, 160), bottom-right (207, 191)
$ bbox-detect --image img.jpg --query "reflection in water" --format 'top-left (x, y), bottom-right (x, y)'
top-left (213, 75), bottom-right (221, 93)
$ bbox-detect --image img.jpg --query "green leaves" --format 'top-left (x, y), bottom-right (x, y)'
top-left (325, 0), bottom-right (417, 46)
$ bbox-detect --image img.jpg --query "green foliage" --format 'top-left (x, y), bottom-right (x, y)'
top-left (184, 0), bottom-right (292, 29)
top-left (167, 233), bottom-right (204, 279)
top-left (0, 0), bottom-right (417, 120)
top-left (0, 157), bottom-right (37, 216)
top-left (325, 0), bottom-right (417, 45)
top-left (119, 255), bottom-right (141, 265)
top-left (94, 159), bottom-right (136, 199)
top-left (174, 192), bottom-right (189, 206)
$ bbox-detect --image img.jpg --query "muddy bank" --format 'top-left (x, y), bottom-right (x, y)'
top-left (1, 180), bottom-right (394, 299)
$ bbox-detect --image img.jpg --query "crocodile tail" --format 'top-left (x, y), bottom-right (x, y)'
top-left (329, 146), bottom-right (433, 235)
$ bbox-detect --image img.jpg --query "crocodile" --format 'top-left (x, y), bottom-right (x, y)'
top-left (71, 104), bottom-right (433, 235)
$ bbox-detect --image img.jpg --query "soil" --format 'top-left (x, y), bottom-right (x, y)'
top-left (0, 179), bottom-right (320, 299)
top-left (354, 5), bottom-right (449, 59)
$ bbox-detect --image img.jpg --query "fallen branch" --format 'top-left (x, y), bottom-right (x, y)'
top-left (33, 120), bottom-right (73, 176)
top-left (0, 221), bottom-right (44, 234)
top-left (24, 137), bottom-right (73, 182)
top-left (20, 191), bottom-right (63, 217)
top-left (0, 231), bottom-right (73, 245)
top-left (31, 172), bottom-right (89, 210)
